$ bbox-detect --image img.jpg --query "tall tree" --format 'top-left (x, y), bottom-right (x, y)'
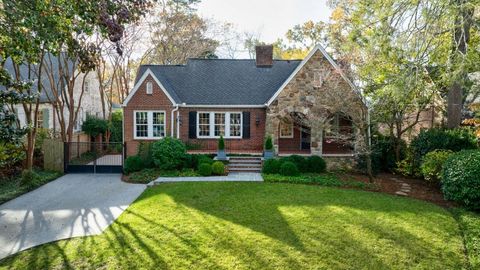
top-left (142, 0), bottom-right (219, 64)
top-left (0, 0), bottom-right (152, 169)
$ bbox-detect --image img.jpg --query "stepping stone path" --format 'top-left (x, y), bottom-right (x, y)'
top-left (390, 177), bottom-right (412, 196)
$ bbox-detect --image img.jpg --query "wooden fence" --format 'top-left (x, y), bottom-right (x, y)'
top-left (43, 139), bottom-right (64, 173)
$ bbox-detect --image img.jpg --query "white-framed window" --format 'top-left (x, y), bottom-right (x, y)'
top-left (36, 110), bottom-right (44, 128)
top-left (229, 113), bottom-right (241, 137)
top-left (279, 121), bottom-right (294, 138)
top-left (198, 112), bottom-right (210, 137)
top-left (134, 110), bottom-right (165, 139)
top-left (196, 112), bottom-right (242, 139)
top-left (146, 82), bottom-right (153, 95)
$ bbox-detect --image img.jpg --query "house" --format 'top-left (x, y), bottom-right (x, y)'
top-left (123, 45), bottom-right (366, 161)
top-left (2, 56), bottom-right (104, 136)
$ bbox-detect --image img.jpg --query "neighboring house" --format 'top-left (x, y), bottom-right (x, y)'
top-left (1, 56), bottom-right (104, 135)
top-left (123, 45), bottom-right (364, 158)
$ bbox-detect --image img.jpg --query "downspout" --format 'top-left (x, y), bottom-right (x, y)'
top-left (171, 105), bottom-right (179, 137)
top-left (176, 110), bottom-right (180, 139)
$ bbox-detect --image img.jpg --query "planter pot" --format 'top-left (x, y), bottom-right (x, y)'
top-left (216, 149), bottom-right (227, 160)
top-left (264, 150), bottom-right (274, 160)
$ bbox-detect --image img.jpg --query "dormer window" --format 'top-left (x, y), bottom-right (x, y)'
top-left (146, 81), bottom-right (153, 95)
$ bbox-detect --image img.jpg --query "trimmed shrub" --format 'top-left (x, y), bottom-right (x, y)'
top-left (262, 159), bottom-right (281, 174)
top-left (152, 137), bottom-right (187, 170)
top-left (20, 169), bottom-right (39, 186)
top-left (411, 128), bottom-right (477, 170)
top-left (283, 155), bottom-right (308, 172)
top-left (198, 163), bottom-right (212, 176)
top-left (306, 156), bottom-right (326, 173)
top-left (137, 142), bottom-right (154, 168)
top-left (420, 150), bottom-right (453, 183)
top-left (265, 135), bottom-right (273, 150)
top-left (124, 155), bottom-right (144, 174)
top-left (196, 155), bottom-right (214, 169)
top-left (279, 161), bottom-right (300, 176)
top-left (442, 150), bottom-right (480, 210)
top-left (218, 135), bottom-right (225, 150)
top-left (212, 161), bottom-right (225, 175)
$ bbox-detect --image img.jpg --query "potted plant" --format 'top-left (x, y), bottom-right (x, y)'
top-left (216, 135), bottom-right (227, 160)
top-left (264, 135), bottom-right (274, 159)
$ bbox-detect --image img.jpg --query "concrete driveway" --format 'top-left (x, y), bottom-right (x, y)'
top-left (0, 174), bottom-right (145, 260)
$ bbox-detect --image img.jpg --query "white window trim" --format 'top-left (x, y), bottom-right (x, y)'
top-left (279, 122), bottom-right (294, 138)
top-left (134, 110), bottom-right (166, 140)
top-left (146, 82), bottom-right (153, 95)
top-left (196, 111), bottom-right (243, 139)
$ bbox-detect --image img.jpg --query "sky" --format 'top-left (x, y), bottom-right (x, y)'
top-left (197, 0), bottom-right (332, 57)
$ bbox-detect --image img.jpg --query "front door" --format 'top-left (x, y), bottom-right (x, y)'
top-left (300, 127), bottom-right (311, 150)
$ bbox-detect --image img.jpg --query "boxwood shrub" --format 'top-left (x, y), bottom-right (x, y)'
top-left (442, 150), bottom-right (480, 210)
top-left (124, 155), bottom-right (144, 174)
top-left (279, 161), bottom-right (300, 176)
top-left (306, 156), bottom-right (326, 173)
top-left (212, 161), bottom-right (225, 175)
top-left (262, 159), bottom-right (281, 174)
top-left (198, 163), bottom-right (212, 176)
top-left (152, 137), bottom-right (187, 170)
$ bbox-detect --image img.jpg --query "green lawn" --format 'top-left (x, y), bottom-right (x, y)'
top-left (0, 170), bottom-right (62, 205)
top-left (0, 183), bottom-right (471, 269)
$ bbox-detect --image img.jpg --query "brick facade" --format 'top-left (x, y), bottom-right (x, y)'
top-left (124, 48), bottom-right (363, 157)
top-left (178, 108), bottom-right (266, 153)
top-left (123, 75), bottom-right (174, 156)
top-left (124, 76), bottom-right (266, 156)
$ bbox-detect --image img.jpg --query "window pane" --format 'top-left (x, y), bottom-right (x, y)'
top-left (199, 125), bottom-right (210, 136)
top-left (152, 112), bottom-right (165, 137)
top-left (198, 113), bottom-right (210, 136)
top-left (153, 125), bottom-right (165, 137)
top-left (199, 113), bottom-right (210, 125)
top-left (280, 122), bottom-right (293, 137)
top-left (135, 112), bottom-right (148, 137)
top-left (136, 112), bottom-right (148, 124)
top-left (214, 113), bottom-right (225, 136)
top-left (229, 113), bottom-right (241, 137)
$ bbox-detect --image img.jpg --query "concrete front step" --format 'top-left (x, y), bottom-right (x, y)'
top-left (229, 159), bottom-right (262, 164)
top-left (229, 156), bottom-right (262, 160)
top-left (229, 163), bottom-right (262, 168)
top-left (229, 168), bottom-right (261, 172)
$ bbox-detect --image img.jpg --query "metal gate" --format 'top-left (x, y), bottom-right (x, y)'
top-left (64, 142), bottom-right (124, 173)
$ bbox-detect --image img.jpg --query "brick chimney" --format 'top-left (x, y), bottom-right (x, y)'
top-left (255, 45), bottom-right (273, 67)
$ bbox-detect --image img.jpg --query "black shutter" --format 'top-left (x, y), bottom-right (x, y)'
top-left (242, 111), bottom-right (250, 139)
top-left (189, 111), bottom-right (197, 139)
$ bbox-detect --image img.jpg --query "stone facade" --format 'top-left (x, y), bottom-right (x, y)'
top-left (266, 49), bottom-right (366, 156)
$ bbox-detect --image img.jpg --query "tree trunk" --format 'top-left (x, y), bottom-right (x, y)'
top-left (447, 0), bottom-right (473, 128)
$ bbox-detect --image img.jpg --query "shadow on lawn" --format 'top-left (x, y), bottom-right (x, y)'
top-left (132, 182), bottom-right (463, 269)
top-left (0, 182), bottom-right (465, 269)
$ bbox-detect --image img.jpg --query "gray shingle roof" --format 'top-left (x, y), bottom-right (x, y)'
top-left (135, 59), bottom-right (302, 105)
top-left (1, 55), bottom-right (74, 103)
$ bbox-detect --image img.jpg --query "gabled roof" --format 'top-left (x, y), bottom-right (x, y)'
top-left (124, 45), bottom-right (358, 107)
top-left (0, 55), bottom-right (75, 103)
top-left (266, 45), bottom-right (357, 106)
top-left (126, 59), bottom-right (301, 106)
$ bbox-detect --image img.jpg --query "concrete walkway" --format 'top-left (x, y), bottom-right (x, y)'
top-left (149, 172), bottom-right (263, 186)
top-left (0, 174), bottom-right (145, 260)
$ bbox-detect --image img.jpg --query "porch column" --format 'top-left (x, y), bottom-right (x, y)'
top-left (265, 115), bottom-right (280, 154)
top-left (310, 124), bottom-right (323, 156)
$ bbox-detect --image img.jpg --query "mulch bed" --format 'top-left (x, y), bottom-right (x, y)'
top-left (338, 172), bottom-right (455, 208)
